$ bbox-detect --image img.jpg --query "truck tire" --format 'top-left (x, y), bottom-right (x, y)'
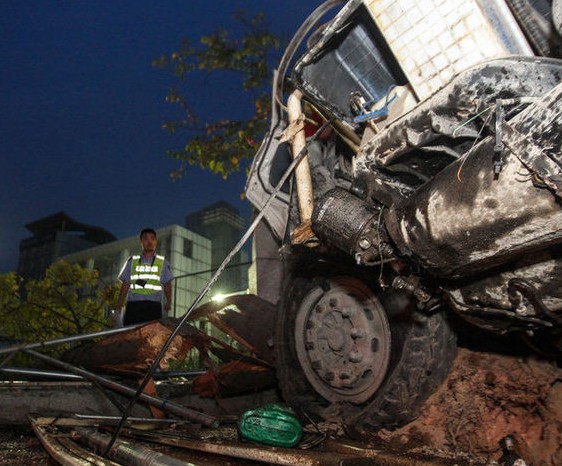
top-left (274, 274), bottom-right (457, 433)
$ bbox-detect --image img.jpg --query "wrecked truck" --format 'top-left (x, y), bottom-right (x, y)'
top-left (245, 0), bottom-right (562, 433)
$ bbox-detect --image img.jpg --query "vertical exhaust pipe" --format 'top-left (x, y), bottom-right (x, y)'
top-left (287, 90), bottom-right (315, 242)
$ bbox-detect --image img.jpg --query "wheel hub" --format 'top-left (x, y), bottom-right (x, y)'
top-left (295, 277), bottom-right (391, 403)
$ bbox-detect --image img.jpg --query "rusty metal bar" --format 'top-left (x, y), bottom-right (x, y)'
top-left (25, 349), bottom-right (219, 428)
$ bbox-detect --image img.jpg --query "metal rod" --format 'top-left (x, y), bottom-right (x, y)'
top-left (33, 415), bottom-right (194, 427)
top-left (0, 366), bottom-right (84, 380)
top-left (74, 414), bottom-right (191, 424)
top-left (24, 349), bottom-right (219, 427)
top-left (0, 324), bottom-right (143, 356)
top-left (75, 427), bottom-right (190, 466)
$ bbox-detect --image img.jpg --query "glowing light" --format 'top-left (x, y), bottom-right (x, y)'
top-left (211, 293), bottom-right (226, 302)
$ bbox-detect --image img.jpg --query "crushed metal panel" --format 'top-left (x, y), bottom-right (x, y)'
top-left (63, 320), bottom-right (201, 376)
top-left (62, 296), bottom-right (277, 398)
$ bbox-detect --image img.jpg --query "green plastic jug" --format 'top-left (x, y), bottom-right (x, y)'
top-left (238, 403), bottom-right (303, 447)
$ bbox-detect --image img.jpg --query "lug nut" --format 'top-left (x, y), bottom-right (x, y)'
top-left (351, 328), bottom-right (365, 339)
top-left (349, 351), bottom-right (363, 363)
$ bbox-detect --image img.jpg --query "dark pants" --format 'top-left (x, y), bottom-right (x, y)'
top-left (124, 301), bottom-right (162, 325)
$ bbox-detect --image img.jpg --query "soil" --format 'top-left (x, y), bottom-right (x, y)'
top-left (368, 348), bottom-right (562, 466)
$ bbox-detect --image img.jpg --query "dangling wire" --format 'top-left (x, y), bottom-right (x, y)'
top-left (452, 104), bottom-right (495, 138)
top-left (454, 97), bottom-right (538, 182)
top-left (455, 105), bottom-right (495, 182)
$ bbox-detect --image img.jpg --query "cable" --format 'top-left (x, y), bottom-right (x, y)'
top-left (455, 106), bottom-right (494, 182)
top-left (353, 85), bottom-right (397, 124)
top-left (104, 118), bottom-right (335, 455)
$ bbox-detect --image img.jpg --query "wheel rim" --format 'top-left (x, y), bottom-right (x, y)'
top-left (294, 277), bottom-right (391, 404)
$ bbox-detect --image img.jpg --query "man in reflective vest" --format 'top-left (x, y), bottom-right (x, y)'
top-left (116, 228), bottom-right (174, 325)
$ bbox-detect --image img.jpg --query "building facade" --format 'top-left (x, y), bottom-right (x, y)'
top-left (17, 211), bottom-right (116, 280)
top-left (185, 201), bottom-right (249, 298)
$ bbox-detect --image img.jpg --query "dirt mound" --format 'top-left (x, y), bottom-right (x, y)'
top-left (372, 348), bottom-right (562, 465)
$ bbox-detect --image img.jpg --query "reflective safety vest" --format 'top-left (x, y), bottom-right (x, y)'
top-left (130, 254), bottom-right (165, 295)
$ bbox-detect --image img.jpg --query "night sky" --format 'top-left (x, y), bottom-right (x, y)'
top-left (1, 1), bottom-right (319, 273)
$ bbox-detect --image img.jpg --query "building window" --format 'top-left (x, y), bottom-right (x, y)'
top-left (184, 239), bottom-right (193, 258)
